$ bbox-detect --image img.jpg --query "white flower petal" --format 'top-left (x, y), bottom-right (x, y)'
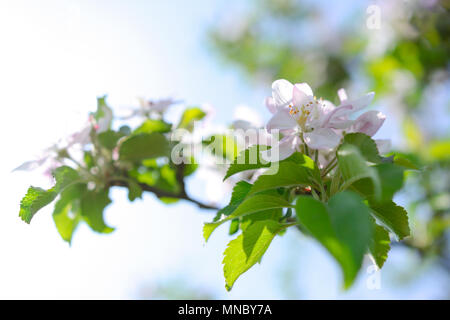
top-left (304, 128), bottom-right (341, 150)
top-left (261, 134), bottom-right (298, 162)
top-left (294, 83), bottom-right (314, 97)
top-left (265, 97), bottom-right (277, 114)
top-left (266, 108), bottom-right (298, 132)
top-left (375, 139), bottom-right (391, 154)
top-left (337, 88), bottom-right (348, 102)
top-left (272, 79), bottom-right (294, 108)
top-left (292, 85), bottom-right (311, 107)
top-left (352, 110), bottom-right (386, 137)
top-left (341, 92), bottom-right (375, 113)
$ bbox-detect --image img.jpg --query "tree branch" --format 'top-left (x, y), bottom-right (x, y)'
top-left (108, 175), bottom-right (219, 210)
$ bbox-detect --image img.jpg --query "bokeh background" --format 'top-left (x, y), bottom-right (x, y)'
top-left (0, 0), bottom-right (448, 299)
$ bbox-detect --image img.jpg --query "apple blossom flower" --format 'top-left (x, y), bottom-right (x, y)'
top-left (263, 79), bottom-right (380, 161)
top-left (121, 97), bottom-right (180, 119)
top-left (338, 88), bottom-right (391, 154)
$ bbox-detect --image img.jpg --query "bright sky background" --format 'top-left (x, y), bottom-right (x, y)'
top-left (0, 0), bottom-right (447, 299)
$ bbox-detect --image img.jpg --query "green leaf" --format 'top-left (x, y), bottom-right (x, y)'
top-left (249, 155), bottom-right (320, 195)
top-left (19, 166), bottom-right (81, 223)
top-left (127, 179), bottom-right (143, 201)
top-left (241, 208), bottom-right (283, 231)
top-left (374, 163), bottom-right (404, 202)
top-left (223, 220), bottom-right (287, 290)
top-left (97, 130), bottom-right (125, 150)
top-left (224, 145), bottom-right (271, 181)
top-left (214, 181), bottom-right (252, 221)
top-left (133, 119), bottom-right (172, 134)
top-left (177, 107), bottom-right (206, 131)
top-left (80, 189), bottom-right (114, 233)
top-left (393, 155), bottom-right (420, 170)
top-left (203, 134), bottom-right (239, 161)
top-left (119, 133), bottom-right (169, 162)
top-left (53, 183), bottom-right (86, 244)
top-left (369, 201), bottom-right (410, 240)
top-left (337, 143), bottom-right (381, 200)
top-left (369, 219), bottom-right (391, 268)
top-left (343, 133), bottom-right (381, 163)
top-left (296, 192), bottom-right (373, 288)
top-left (204, 194), bottom-right (293, 242)
top-left (229, 219), bottom-right (240, 235)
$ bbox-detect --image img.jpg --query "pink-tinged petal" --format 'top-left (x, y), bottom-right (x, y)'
top-left (261, 134), bottom-right (297, 162)
top-left (272, 79), bottom-right (293, 108)
top-left (341, 92), bottom-right (375, 113)
top-left (266, 109), bottom-right (298, 132)
top-left (13, 159), bottom-right (45, 172)
top-left (294, 83), bottom-right (314, 97)
top-left (321, 100), bottom-right (336, 114)
top-left (292, 85), bottom-right (310, 107)
top-left (375, 139), bottom-right (391, 154)
top-left (321, 105), bottom-right (353, 128)
top-left (265, 97), bottom-right (277, 114)
top-left (352, 110), bottom-right (386, 136)
top-left (304, 128), bottom-right (341, 150)
top-left (338, 88), bottom-right (348, 103)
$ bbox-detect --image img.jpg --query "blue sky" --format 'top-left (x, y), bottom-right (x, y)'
top-left (0, 0), bottom-right (447, 299)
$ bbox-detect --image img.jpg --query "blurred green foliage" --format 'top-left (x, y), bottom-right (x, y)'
top-left (208, 0), bottom-right (450, 270)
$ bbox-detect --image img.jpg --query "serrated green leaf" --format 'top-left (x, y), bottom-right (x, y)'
top-left (337, 143), bottom-right (381, 200)
top-left (97, 130), bottom-right (125, 150)
top-left (80, 189), bottom-right (114, 233)
top-left (119, 132), bottom-right (169, 162)
top-left (53, 183), bottom-right (86, 244)
top-left (224, 145), bottom-right (271, 181)
top-left (19, 166), bottom-right (81, 223)
top-left (369, 200), bottom-right (410, 240)
top-left (213, 181), bottom-right (252, 221)
top-left (296, 192), bottom-right (373, 289)
top-left (374, 163), bottom-right (404, 202)
top-left (204, 194), bottom-right (293, 242)
top-left (343, 133), bottom-right (381, 163)
top-left (177, 107), bottom-right (206, 131)
top-left (369, 219), bottom-right (391, 268)
top-left (241, 208), bottom-right (283, 231)
top-left (223, 220), bottom-right (287, 290)
top-left (228, 218), bottom-right (240, 235)
top-left (249, 156), bottom-right (320, 195)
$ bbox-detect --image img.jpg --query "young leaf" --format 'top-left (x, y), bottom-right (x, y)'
top-left (204, 194), bottom-right (293, 242)
top-left (223, 145), bottom-right (271, 181)
top-left (343, 133), bottom-right (381, 163)
top-left (177, 107), bottom-right (206, 131)
top-left (223, 220), bottom-right (287, 291)
top-left (127, 179), bottom-right (143, 202)
top-left (80, 189), bottom-right (114, 234)
top-left (369, 219), bottom-right (391, 268)
top-left (249, 156), bottom-right (319, 195)
top-left (133, 119), bottom-right (172, 134)
top-left (119, 132), bottom-right (169, 162)
top-left (53, 183), bottom-right (86, 244)
top-left (214, 181), bottom-right (252, 221)
top-left (19, 166), bottom-right (81, 223)
top-left (337, 143), bottom-right (381, 201)
top-left (97, 130), bottom-right (125, 150)
top-left (374, 163), bottom-right (404, 202)
top-left (369, 201), bottom-right (410, 240)
top-left (296, 192), bottom-right (373, 288)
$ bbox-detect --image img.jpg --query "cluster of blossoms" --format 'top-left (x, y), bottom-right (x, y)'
top-left (14, 103), bottom-right (113, 178)
top-left (262, 79), bottom-right (390, 165)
